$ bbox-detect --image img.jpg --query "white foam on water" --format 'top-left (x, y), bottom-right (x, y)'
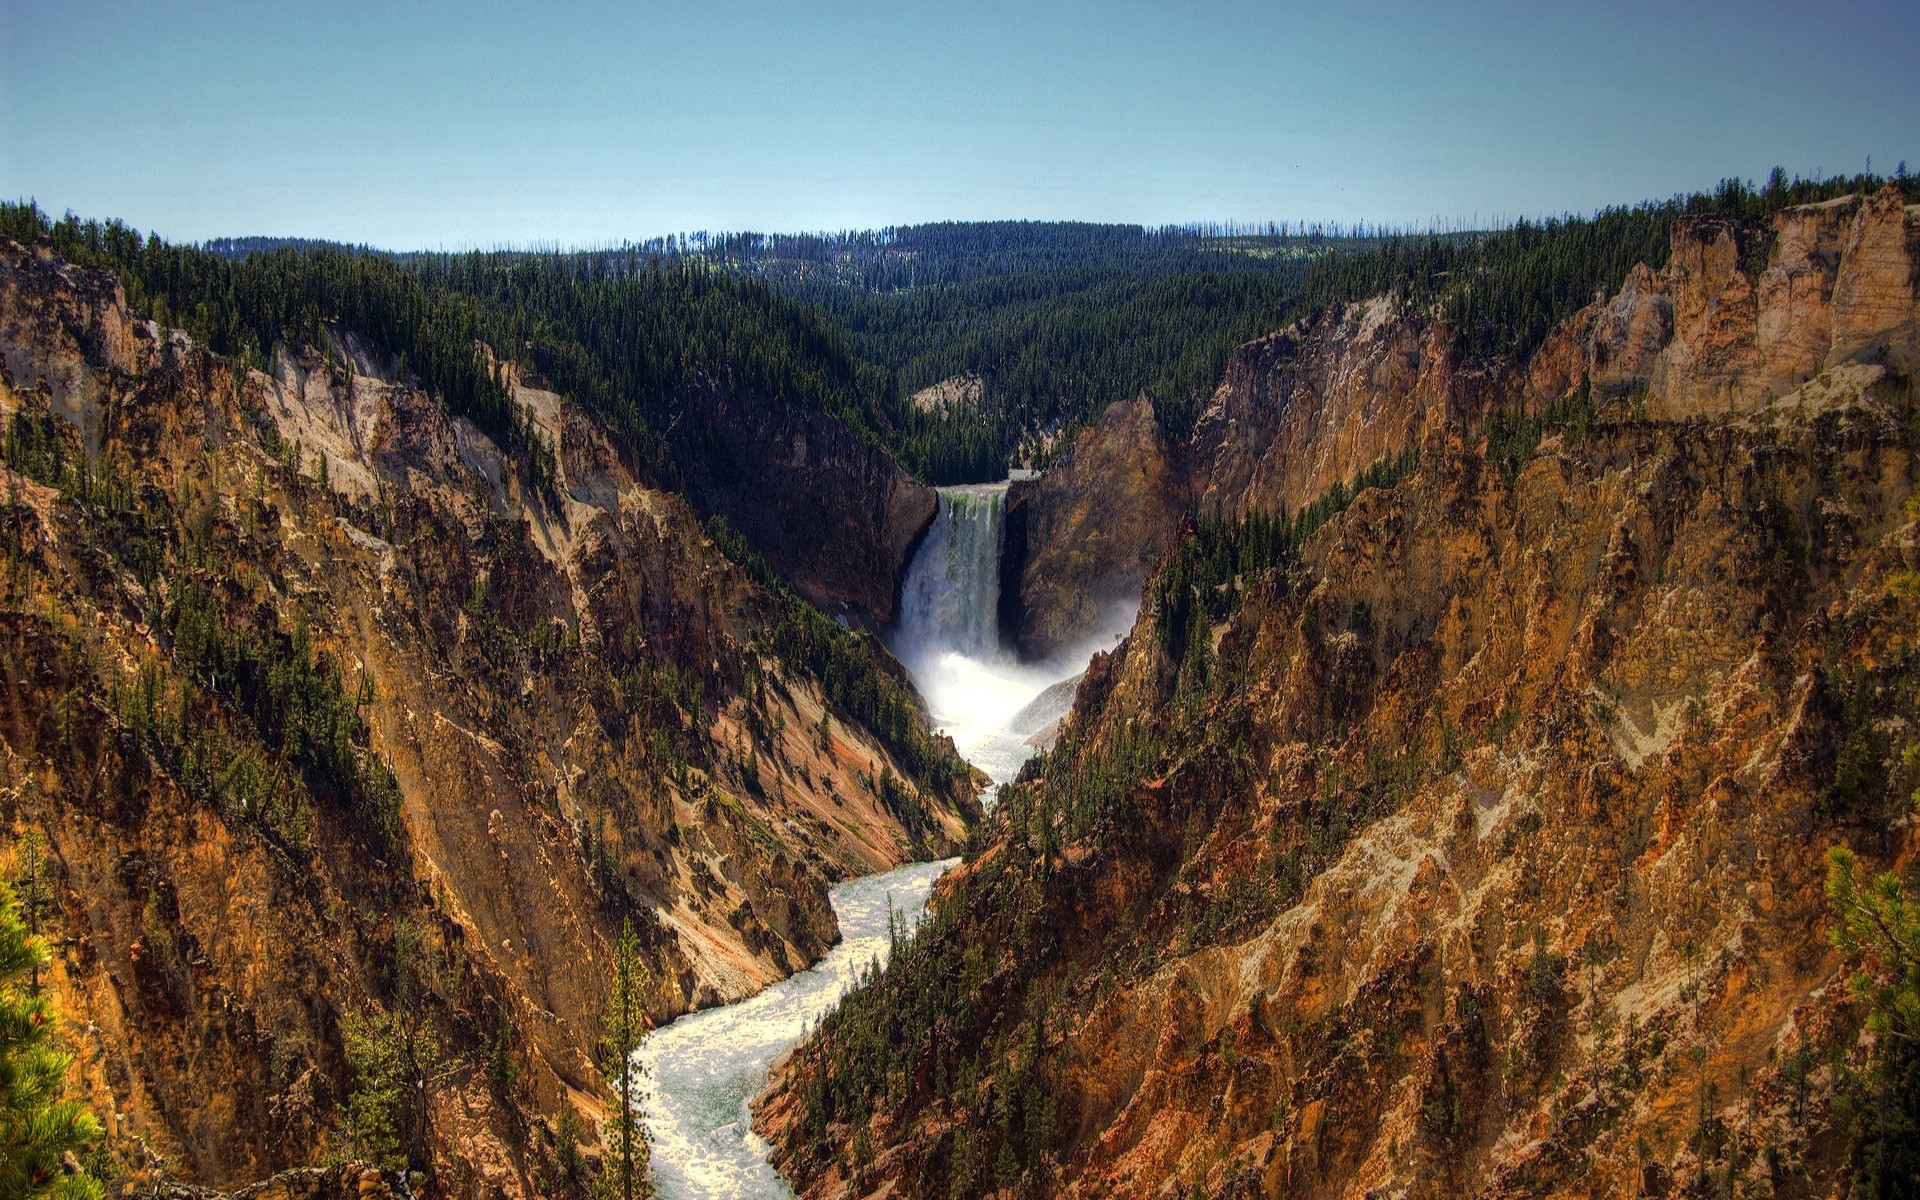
top-left (638, 859), bottom-right (953, 1200)
top-left (893, 482), bottom-right (1130, 788)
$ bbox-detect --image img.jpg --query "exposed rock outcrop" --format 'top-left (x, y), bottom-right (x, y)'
top-left (1188, 295), bottom-right (1487, 519)
top-left (1529, 185), bottom-right (1920, 418)
top-left (760, 190), bottom-right (1920, 1200)
top-left (1001, 395), bottom-right (1184, 659)
top-left (0, 240), bottom-right (976, 1195)
top-left (1003, 187), bottom-right (1920, 675)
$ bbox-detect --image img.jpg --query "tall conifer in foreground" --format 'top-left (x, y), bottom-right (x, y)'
top-left (600, 921), bottom-right (653, 1200)
top-left (0, 878), bottom-right (103, 1200)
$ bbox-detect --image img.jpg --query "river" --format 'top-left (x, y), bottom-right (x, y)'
top-left (637, 481), bottom-right (1128, 1198)
top-left (637, 858), bottom-right (953, 1199)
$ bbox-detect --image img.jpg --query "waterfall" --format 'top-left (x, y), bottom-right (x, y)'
top-left (897, 483), bottom-right (1008, 662)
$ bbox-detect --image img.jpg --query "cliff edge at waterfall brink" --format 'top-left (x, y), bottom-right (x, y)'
top-left (0, 229), bottom-right (978, 1196)
top-left (1002, 397), bottom-right (1184, 661)
top-left (759, 186), bottom-right (1920, 1198)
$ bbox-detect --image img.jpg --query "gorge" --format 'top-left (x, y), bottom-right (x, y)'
top-left (757, 184), bottom-right (1920, 1200)
top-left (0, 173), bottom-right (1916, 1200)
top-left (640, 479), bottom-right (1129, 1197)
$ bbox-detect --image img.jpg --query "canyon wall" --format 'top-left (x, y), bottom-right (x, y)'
top-left (673, 390), bottom-right (937, 630)
top-left (0, 240), bottom-right (976, 1196)
top-left (762, 189), bottom-right (1920, 1199)
top-left (1526, 186), bottom-right (1920, 419)
top-left (1005, 188), bottom-right (1920, 669)
top-left (1001, 395), bottom-right (1185, 660)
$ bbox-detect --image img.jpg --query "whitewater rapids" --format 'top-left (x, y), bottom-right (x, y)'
top-left (637, 480), bottom-right (1129, 1198)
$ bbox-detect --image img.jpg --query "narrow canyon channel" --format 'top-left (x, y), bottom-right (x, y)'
top-left (638, 482), bottom-right (1129, 1199)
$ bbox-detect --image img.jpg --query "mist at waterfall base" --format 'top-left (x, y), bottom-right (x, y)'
top-left (893, 482), bottom-right (1134, 788)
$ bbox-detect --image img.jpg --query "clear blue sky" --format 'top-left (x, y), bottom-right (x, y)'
top-left (3, 0), bottom-right (1915, 248)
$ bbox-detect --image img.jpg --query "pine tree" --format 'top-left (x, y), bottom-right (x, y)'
top-left (0, 878), bottom-right (104, 1200)
top-left (16, 832), bottom-right (45, 996)
top-left (1826, 848), bottom-right (1920, 1192)
top-left (599, 921), bottom-right (652, 1200)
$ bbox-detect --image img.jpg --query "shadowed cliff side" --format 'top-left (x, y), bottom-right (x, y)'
top-left (1001, 395), bottom-right (1186, 660)
top-left (0, 240), bottom-right (978, 1197)
top-left (671, 389), bottom-right (937, 630)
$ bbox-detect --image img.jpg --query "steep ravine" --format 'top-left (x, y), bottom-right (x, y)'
top-left (640, 477), bottom-right (1112, 1199)
top-left (0, 240), bottom-right (978, 1196)
top-left (758, 188), bottom-right (1920, 1198)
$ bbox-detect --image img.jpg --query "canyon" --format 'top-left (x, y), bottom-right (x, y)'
top-left (757, 187), bottom-right (1920, 1198)
top-left (2, 181), bottom-right (1916, 1200)
top-left (0, 240), bottom-right (976, 1196)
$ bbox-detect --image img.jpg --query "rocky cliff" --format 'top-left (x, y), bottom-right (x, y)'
top-left (1528, 186), bottom-right (1920, 420)
top-left (0, 240), bottom-right (977, 1197)
top-left (1001, 395), bottom-right (1185, 660)
top-left (1004, 187), bottom-right (1920, 664)
top-left (759, 189), bottom-right (1920, 1198)
top-left (1187, 296), bottom-right (1483, 520)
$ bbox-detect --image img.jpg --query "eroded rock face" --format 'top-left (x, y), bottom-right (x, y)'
top-left (1002, 395), bottom-right (1185, 660)
top-left (766, 395), bottom-right (1920, 1200)
top-left (1554, 186), bottom-right (1920, 418)
top-left (0, 241), bottom-right (976, 1195)
top-left (1004, 189), bottom-right (1920, 676)
top-left (758, 190), bottom-right (1920, 1200)
top-left (673, 391), bottom-right (937, 629)
top-left (1189, 294), bottom-right (1490, 520)
top-left (1003, 300), bottom-right (1483, 659)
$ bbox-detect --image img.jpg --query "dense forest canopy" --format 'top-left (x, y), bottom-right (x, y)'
top-left (646, 171), bottom-right (1915, 479)
top-left (6, 169), bottom-right (1912, 491)
top-left (0, 202), bottom-right (900, 493)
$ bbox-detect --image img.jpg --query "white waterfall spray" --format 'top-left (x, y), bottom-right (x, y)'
top-left (897, 483), bottom-right (1008, 662)
top-left (891, 481), bottom-right (1125, 786)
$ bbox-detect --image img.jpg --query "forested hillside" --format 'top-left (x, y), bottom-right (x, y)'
top-left (758, 179), bottom-right (1920, 1199)
top-left (684, 172), bottom-right (1915, 481)
top-left (0, 233), bottom-right (980, 1194)
top-left (119, 171), bottom-right (1914, 489)
top-left (12, 170), bottom-right (1906, 512)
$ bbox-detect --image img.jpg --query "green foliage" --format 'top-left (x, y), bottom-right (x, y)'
top-left (1483, 382), bottom-right (1596, 482)
top-left (1322, 171), bottom-right (1916, 365)
top-left (1825, 847), bottom-right (1920, 1194)
top-left (598, 921), bottom-right (653, 1200)
top-left (338, 1008), bottom-right (440, 1173)
top-left (338, 1013), bottom-right (407, 1171)
top-left (160, 580), bottom-right (402, 851)
top-left (1153, 449), bottom-right (1418, 655)
top-left (0, 202), bottom-right (883, 504)
top-left (552, 1110), bottom-right (592, 1199)
top-left (11, 835), bottom-right (46, 998)
top-left (1825, 667), bottom-right (1891, 819)
top-left (111, 657), bottom-right (313, 851)
top-left (704, 516), bottom-right (972, 800)
top-left (9, 172), bottom-right (1914, 497)
top-left (0, 879), bottom-right (104, 1200)
top-left (999, 722), bottom-right (1164, 859)
top-left (0, 204), bottom-right (539, 469)
top-left (701, 221), bottom-right (1439, 478)
top-left (1, 409), bottom-right (67, 492)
